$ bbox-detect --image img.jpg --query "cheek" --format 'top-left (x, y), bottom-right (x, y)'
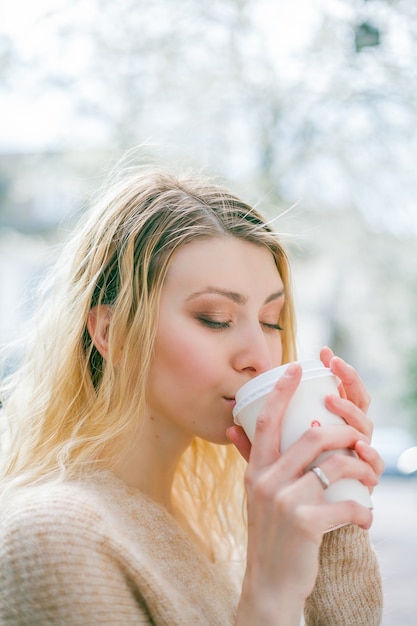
top-left (152, 324), bottom-right (214, 384)
top-left (272, 344), bottom-right (283, 368)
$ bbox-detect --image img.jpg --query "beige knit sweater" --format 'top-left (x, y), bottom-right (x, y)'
top-left (0, 471), bottom-right (382, 625)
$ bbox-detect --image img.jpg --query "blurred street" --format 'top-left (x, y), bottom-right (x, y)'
top-left (370, 475), bottom-right (417, 625)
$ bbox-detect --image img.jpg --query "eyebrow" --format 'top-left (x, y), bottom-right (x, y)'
top-left (264, 289), bottom-right (285, 304)
top-left (186, 287), bottom-right (285, 306)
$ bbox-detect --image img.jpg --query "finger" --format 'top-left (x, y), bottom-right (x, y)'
top-left (307, 451), bottom-right (379, 492)
top-left (226, 425), bottom-right (252, 462)
top-left (328, 354), bottom-right (370, 412)
top-left (270, 423), bottom-right (370, 480)
top-left (324, 394), bottom-right (373, 439)
top-left (302, 500), bottom-right (374, 533)
top-left (320, 346), bottom-right (347, 399)
top-left (355, 440), bottom-right (385, 479)
top-left (320, 346), bottom-right (335, 368)
top-left (249, 363), bottom-right (302, 470)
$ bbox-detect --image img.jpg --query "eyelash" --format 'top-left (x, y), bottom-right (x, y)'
top-left (264, 323), bottom-right (284, 331)
top-left (198, 318), bottom-right (231, 329)
top-left (198, 318), bottom-right (283, 331)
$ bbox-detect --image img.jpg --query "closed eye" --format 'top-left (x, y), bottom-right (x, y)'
top-left (262, 322), bottom-right (284, 331)
top-left (198, 317), bottom-right (231, 329)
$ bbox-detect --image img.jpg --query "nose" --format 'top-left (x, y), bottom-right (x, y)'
top-left (232, 326), bottom-right (275, 378)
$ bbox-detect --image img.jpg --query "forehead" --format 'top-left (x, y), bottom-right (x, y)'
top-left (163, 237), bottom-right (283, 294)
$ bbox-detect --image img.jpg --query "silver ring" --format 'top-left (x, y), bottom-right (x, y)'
top-left (310, 465), bottom-right (330, 490)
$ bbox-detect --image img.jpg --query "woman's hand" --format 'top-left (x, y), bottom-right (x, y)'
top-left (227, 362), bottom-right (378, 625)
top-left (320, 346), bottom-right (385, 483)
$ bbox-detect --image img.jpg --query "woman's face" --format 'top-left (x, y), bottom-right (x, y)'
top-left (146, 237), bottom-right (285, 445)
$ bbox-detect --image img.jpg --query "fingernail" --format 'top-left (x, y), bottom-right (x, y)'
top-left (283, 363), bottom-right (299, 378)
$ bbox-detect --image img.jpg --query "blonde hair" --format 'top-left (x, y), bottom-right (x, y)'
top-left (0, 167), bottom-right (296, 559)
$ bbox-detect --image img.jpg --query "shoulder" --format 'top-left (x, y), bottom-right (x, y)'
top-left (0, 475), bottom-right (157, 624)
top-left (0, 472), bottom-right (143, 603)
top-left (0, 473), bottom-right (132, 556)
top-left (0, 470), bottom-right (170, 556)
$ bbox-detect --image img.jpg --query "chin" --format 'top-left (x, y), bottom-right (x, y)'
top-left (203, 432), bottom-right (233, 446)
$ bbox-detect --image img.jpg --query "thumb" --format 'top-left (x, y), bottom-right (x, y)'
top-left (226, 425), bottom-right (252, 462)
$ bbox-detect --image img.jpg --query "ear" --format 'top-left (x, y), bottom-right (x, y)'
top-left (87, 305), bottom-right (113, 360)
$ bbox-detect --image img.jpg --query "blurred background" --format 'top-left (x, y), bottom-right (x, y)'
top-left (1, 0), bottom-right (416, 622)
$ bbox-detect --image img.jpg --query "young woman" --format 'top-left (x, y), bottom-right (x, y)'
top-left (0, 167), bottom-right (383, 625)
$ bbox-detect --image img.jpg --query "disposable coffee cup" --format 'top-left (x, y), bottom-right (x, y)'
top-left (233, 360), bottom-right (372, 516)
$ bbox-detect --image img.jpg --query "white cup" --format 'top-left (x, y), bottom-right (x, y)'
top-left (233, 360), bottom-right (372, 513)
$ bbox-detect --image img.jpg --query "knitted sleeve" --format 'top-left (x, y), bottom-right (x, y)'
top-left (303, 524), bottom-right (383, 626)
top-left (0, 498), bottom-right (152, 626)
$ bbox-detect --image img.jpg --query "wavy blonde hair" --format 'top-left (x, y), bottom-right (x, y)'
top-left (0, 167), bottom-right (296, 559)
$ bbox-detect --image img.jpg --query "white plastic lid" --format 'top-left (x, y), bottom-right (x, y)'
top-left (232, 360), bottom-right (334, 419)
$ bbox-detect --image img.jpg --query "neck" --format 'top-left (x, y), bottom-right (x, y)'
top-left (107, 415), bottom-right (192, 512)
top-left (106, 416), bottom-right (215, 561)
